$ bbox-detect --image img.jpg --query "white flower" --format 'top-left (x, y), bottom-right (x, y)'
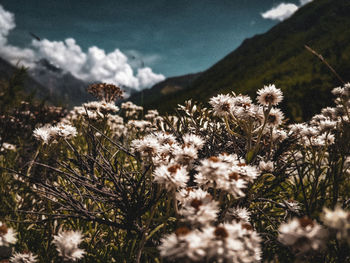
top-left (153, 143), bottom-right (181, 166)
top-left (225, 207), bottom-right (251, 223)
top-left (231, 95), bottom-right (258, 119)
top-left (230, 95), bottom-right (262, 121)
top-left (319, 119), bottom-right (337, 131)
top-left (232, 95), bottom-right (253, 108)
top-left (144, 109), bottom-right (159, 120)
top-left (317, 133), bottom-right (335, 145)
top-left (179, 189), bottom-right (219, 226)
top-left (215, 167), bottom-right (247, 198)
top-left (1, 142), bottom-right (16, 152)
top-left (182, 133), bottom-right (205, 150)
top-left (0, 222), bottom-right (17, 246)
top-left (311, 114), bottom-right (328, 124)
top-left (195, 155), bottom-right (257, 197)
top-left (121, 101), bottom-right (143, 111)
top-left (83, 101), bottom-right (119, 115)
top-left (10, 252), bottom-right (38, 263)
top-left (289, 123), bottom-right (308, 135)
top-left (33, 124), bottom-right (77, 144)
top-left (83, 101), bottom-right (101, 111)
top-left (322, 206), bottom-right (350, 245)
top-left (107, 115), bottom-right (126, 137)
top-left (121, 101), bottom-right (143, 117)
top-left (153, 163), bottom-right (189, 190)
top-left (52, 230), bottom-right (85, 261)
top-left (307, 133), bottom-right (335, 147)
top-left (159, 223), bottom-right (261, 262)
top-left (233, 104), bottom-right (261, 120)
top-left (217, 153), bottom-right (240, 165)
top-left (234, 162), bottom-right (259, 182)
top-left (209, 94), bottom-right (234, 117)
top-left (98, 101), bottom-right (119, 114)
top-left (195, 156), bottom-right (230, 186)
top-left (300, 126), bottom-right (319, 137)
top-left (174, 145), bottom-right (198, 166)
top-left (158, 227), bottom-right (208, 261)
top-left (176, 187), bottom-right (208, 204)
top-left (321, 107), bottom-right (336, 119)
top-left (257, 84), bottom-right (283, 106)
top-left (259, 160), bottom-right (274, 172)
top-left (108, 115), bottom-right (124, 125)
top-left (271, 128), bottom-right (288, 142)
top-left (53, 124), bottom-right (78, 139)
top-left (266, 108), bottom-right (284, 127)
top-left (131, 135), bottom-right (160, 158)
top-left (33, 126), bottom-right (52, 144)
top-left (278, 217), bottom-right (328, 254)
top-left (127, 120), bottom-right (153, 131)
top-left (332, 87), bottom-right (345, 97)
top-left (153, 131), bottom-right (177, 146)
top-left (203, 222), bottom-right (262, 263)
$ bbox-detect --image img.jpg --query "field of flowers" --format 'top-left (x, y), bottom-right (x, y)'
top-left (1, 79), bottom-right (350, 262)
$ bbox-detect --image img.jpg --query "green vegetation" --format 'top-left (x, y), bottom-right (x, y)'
top-left (1, 70), bottom-right (350, 262)
top-left (1, 1), bottom-right (350, 261)
top-left (134, 0), bottom-right (350, 122)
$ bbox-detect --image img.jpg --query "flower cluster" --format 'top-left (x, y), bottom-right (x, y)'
top-left (278, 217), bottom-right (328, 254)
top-left (0, 222), bottom-right (17, 247)
top-left (0, 222), bottom-right (85, 262)
top-left (159, 222), bottom-right (261, 262)
top-left (5, 80), bottom-right (350, 262)
top-left (52, 230), bottom-right (85, 261)
top-left (33, 124), bottom-right (77, 144)
top-left (10, 252), bottom-right (38, 263)
top-left (87, 83), bottom-right (124, 102)
top-left (322, 206), bottom-right (350, 245)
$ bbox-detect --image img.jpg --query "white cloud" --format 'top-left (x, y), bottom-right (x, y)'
top-left (0, 4), bottom-right (165, 91)
top-left (0, 45), bottom-right (36, 67)
top-left (261, 0), bottom-right (313, 21)
top-left (0, 4), bottom-right (36, 66)
top-left (300, 0), bottom-right (313, 6)
top-left (137, 67), bottom-right (165, 88)
top-left (32, 38), bottom-right (86, 74)
top-left (261, 3), bottom-right (298, 21)
top-left (0, 5), bottom-right (15, 45)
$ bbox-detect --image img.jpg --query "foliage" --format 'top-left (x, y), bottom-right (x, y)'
top-left (1, 77), bottom-right (350, 262)
top-left (133, 0), bottom-right (350, 122)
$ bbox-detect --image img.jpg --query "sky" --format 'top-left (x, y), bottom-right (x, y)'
top-left (0, 0), bottom-right (313, 90)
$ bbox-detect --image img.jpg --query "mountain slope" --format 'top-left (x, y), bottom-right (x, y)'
top-left (137, 0), bottom-right (350, 121)
top-left (28, 59), bottom-right (93, 106)
top-left (128, 72), bottom-right (201, 106)
top-left (0, 57), bottom-right (49, 99)
top-left (0, 57), bottom-right (93, 107)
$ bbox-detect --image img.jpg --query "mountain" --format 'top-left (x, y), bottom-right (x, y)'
top-left (0, 57), bottom-right (93, 107)
top-left (28, 59), bottom-right (93, 106)
top-left (131, 0), bottom-right (350, 122)
top-left (127, 72), bottom-right (201, 107)
top-left (0, 57), bottom-right (49, 99)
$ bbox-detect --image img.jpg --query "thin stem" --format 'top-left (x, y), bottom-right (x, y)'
top-left (305, 45), bottom-right (345, 85)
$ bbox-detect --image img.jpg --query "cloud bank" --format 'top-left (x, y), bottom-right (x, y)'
top-left (0, 5), bottom-right (36, 67)
top-left (261, 0), bottom-right (313, 21)
top-left (0, 5), bottom-right (165, 90)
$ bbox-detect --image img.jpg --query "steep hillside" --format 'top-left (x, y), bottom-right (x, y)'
top-left (29, 59), bottom-right (93, 106)
top-left (0, 57), bottom-right (93, 107)
top-left (140, 0), bottom-right (350, 121)
top-left (0, 57), bottom-right (49, 99)
top-left (128, 72), bottom-right (201, 106)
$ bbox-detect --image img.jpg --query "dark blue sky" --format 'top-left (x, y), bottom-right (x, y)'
top-left (1, 0), bottom-right (302, 77)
